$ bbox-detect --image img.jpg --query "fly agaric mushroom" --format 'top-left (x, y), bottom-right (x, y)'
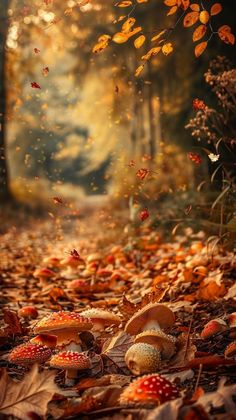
top-left (124, 303), bottom-right (175, 335)
top-left (120, 374), bottom-right (179, 405)
top-left (8, 343), bottom-right (52, 365)
top-left (18, 306), bottom-right (38, 321)
top-left (30, 333), bottom-right (57, 348)
top-left (43, 256), bottom-right (61, 268)
top-left (134, 330), bottom-right (176, 359)
top-left (60, 254), bottom-right (84, 272)
top-left (200, 318), bottom-right (228, 339)
top-left (125, 343), bottom-right (161, 375)
top-left (80, 308), bottom-right (121, 337)
top-left (49, 350), bottom-right (91, 386)
top-left (69, 279), bottom-right (91, 294)
top-left (224, 341), bottom-right (236, 358)
top-left (34, 311), bottom-right (93, 352)
top-left (33, 268), bottom-right (55, 288)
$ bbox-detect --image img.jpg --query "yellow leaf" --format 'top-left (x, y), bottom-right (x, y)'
top-left (198, 280), bottom-right (226, 301)
top-left (162, 42), bottom-right (173, 55)
top-left (122, 17), bottom-right (136, 33)
top-left (199, 10), bottom-right (210, 24)
top-left (181, 0), bottom-right (190, 10)
top-left (151, 30), bottom-right (166, 42)
top-left (135, 64), bottom-right (145, 77)
top-left (141, 47), bottom-right (161, 60)
top-left (128, 26), bottom-right (142, 37)
top-left (194, 41), bottom-right (208, 57)
top-left (210, 3), bottom-right (222, 16)
top-left (98, 34), bottom-right (111, 42)
top-left (92, 35), bottom-right (111, 53)
top-left (116, 0), bottom-right (132, 7)
top-left (112, 32), bottom-right (129, 43)
top-left (183, 11), bottom-right (199, 27)
top-left (218, 25), bottom-right (235, 45)
top-left (164, 0), bottom-right (176, 5)
top-left (167, 5), bottom-right (178, 15)
top-left (190, 3), bottom-right (200, 11)
top-left (134, 35), bottom-right (146, 48)
top-left (193, 24), bottom-right (207, 42)
top-left (136, 0), bottom-right (148, 2)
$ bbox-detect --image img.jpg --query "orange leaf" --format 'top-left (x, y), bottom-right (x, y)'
top-left (181, 0), bottom-right (190, 10)
top-left (167, 5), bottom-right (178, 15)
top-left (164, 0), bottom-right (176, 5)
top-left (134, 34), bottom-right (146, 48)
top-left (135, 64), bottom-right (145, 77)
top-left (136, 0), bottom-right (149, 2)
top-left (122, 17), bottom-right (136, 33)
top-left (183, 11), bottom-right (199, 27)
top-left (151, 30), bottom-right (166, 42)
top-left (116, 0), bottom-right (132, 7)
top-left (112, 32), bottom-right (129, 43)
top-left (197, 279), bottom-right (226, 300)
top-left (199, 10), bottom-right (210, 24)
top-left (210, 3), bottom-right (222, 16)
top-left (190, 3), bottom-right (200, 11)
top-left (141, 46), bottom-right (161, 60)
top-left (162, 42), bottom-right (173, 55)
top-left (194, 41), bottom-right (207, 57)
top-left (218, 25), bottom-right (235, 45)
top-left (193, 24), bottom-right (207, 42)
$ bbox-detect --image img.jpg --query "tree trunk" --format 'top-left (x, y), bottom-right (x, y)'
top-left (147, 61), bottom-right (156, 160)
top-left (0, 1), bottom-right (11, 200)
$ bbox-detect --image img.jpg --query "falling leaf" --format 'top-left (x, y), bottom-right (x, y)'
top-left (192, 98), bottom-right (206, 111)
top-left (139, 208), bottom-right (149, 221)
top-left (0, 364), bottom-right (59, 419)
top-left (195, 41), bottom-right (208, 57)
top-left (136, 168), bottom-right (150, 180)
top-left (134, 35), bottom-right (146, 48)
top-left (193, 24), bottom-right (207, 42)
top-left (31, 82), bottom-right (41, 89)
top-left (53, 196), bottom-right (63, 204)
top-left (42, 67), bottom-right (49, 76)
top-left (188, 152), bottom-right (202, 164)
top-left (210, 3), bottom-right (222, 16)
top-left (208, 153), bottom-right (220, 162)
top-left (34, 48), bottom-right (40, 54)
top-left (162, 42), bottom-right (173, 55)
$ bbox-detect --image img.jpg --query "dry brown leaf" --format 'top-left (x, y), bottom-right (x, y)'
top-left (0, 309), bottom-right (25, 337)
top-left (194, 378), bottom-right (236, 414)
top-left (146, 397), bottom-right (183, 420)
top-left (102, 331), bottom-right (134, 370)
top-left (0, 364), bottom-right (59, 419)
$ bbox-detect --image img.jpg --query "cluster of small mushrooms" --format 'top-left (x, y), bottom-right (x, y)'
top-left (200, 313), bottom-right (236, 358)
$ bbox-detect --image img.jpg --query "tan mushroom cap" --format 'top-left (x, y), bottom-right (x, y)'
top-left (80, 308), bottom-right (121, 327)
top-left (50, 350), bottom-right (91, 370)
top-left (134, 330), bottom-right (176, 359)
top-left (34, 311), bottom-right (93, 333)
top-left (125, 303), bottom-right (175, 335)
top-left (125, 343), bottom-right (161, 376)
top-left (8, 343), bottom-right (52, 365)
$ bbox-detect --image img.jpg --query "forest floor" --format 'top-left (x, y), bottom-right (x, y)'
top-left (0, 201), bottom-right (236, 419)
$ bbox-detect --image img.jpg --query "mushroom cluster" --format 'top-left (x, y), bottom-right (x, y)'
top-left (124, 303), bottom-right (176, 375)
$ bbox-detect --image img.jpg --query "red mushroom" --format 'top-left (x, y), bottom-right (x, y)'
top-left (49, 350), bottom-right (91, 386)
top-left (69, 279), bottom-right (91, 294)
top-left (8, 343), bottom-right (52, 365)
top-left (200, 319), bottom-right (227, 339)
top-left (30, 333), bottom-right (57, 348)
top-left (33, 268), bottom-right (55, 288)
top-left (18, 306), bottom-right (38, 321)
top-left (120, 374), bottom-right (180, 405)
top-left (43, 256), bottom-right (61, 268)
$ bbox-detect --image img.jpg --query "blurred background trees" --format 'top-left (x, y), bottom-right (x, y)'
top-left (0, 0), bottom-right (235, 211)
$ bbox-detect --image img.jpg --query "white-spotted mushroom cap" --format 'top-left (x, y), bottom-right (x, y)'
top-left (224, 341), bottom-right (236, 358)
top-left (8, 343), bottom-right (52, 365)
top-left (33, 312), bottom-right (93, 347)
top-left (200, 318), bottom-right (227, 339)
top-left (134, 330), bottom-right (176, 359)
top-left (124, 303), bottom-right (175, 335)
top-left (49, 351), bottom-right (91, 375)
top-left (125, 343), bottom-right (161, 375)
top-left (120, 374), bottom-right (179, 405)
top-left (80, 308), bottom-right (121, 331)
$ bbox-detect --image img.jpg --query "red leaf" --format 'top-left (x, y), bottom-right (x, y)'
top-left (139, 208), bottom-right (149, 221)
top-left (31, 82), bottom-right (41, 89)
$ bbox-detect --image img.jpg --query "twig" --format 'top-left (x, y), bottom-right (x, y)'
top-left (183, 312), bottom-right (194, 361)
top-left (194, 363), bottom-right (203, 392)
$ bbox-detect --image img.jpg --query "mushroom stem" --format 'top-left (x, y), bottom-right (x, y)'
top-left (92, 321), bottom-right (106, 332)
top-left (65, 368), bottom-right (78, 386)
top-left (143, 320), bottom-right (161, 331)
top-left (65, 341), bottom-right (82, 352)
top-left (39, 277), bottom-right (49, 288)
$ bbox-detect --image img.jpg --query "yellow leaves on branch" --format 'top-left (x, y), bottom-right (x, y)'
top-left (218, 25), bottom-right (235, 45)
top-left (194, 41), bottom-right (207, 57)
top-left (113, 26), bottom-right (142, 44)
